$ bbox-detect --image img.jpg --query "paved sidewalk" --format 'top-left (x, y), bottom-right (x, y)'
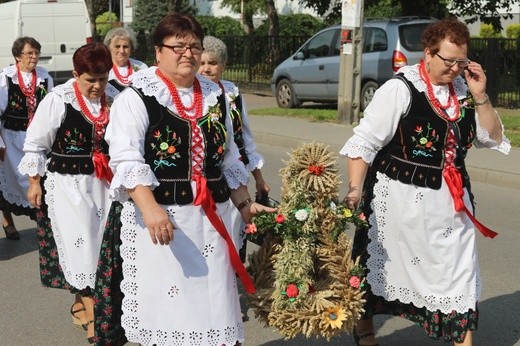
top-left (248, 115), bottom-right (520, 189)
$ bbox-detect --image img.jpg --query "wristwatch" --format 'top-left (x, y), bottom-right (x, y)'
top-left (474, 94), bottom-right (490, 106)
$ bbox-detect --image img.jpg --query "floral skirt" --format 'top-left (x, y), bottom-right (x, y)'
top-left (93, 202), bottom-right (127, 346)
top-left (36, 206), bottom-right (70, 290)
top-left (36, 198), bottom-right (91, 296)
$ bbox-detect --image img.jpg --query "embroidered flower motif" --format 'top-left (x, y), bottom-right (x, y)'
top-left (294, 209), bottom-right (308, 221)
top-left (150, 126), bottom-right (181, 171)
top-left (322, 306), bottom-right (347, 329)
top-left (64, 128), bottom-right (86, 153)
top-left (411, 122), bottom-right (439, 158)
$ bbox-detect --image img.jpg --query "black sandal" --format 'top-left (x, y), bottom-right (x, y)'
top-left (70, 304), bottom-right (88, 331)
top-left (3, 224), bottom-right (20, 240)
top-left (353, 329), bottom-right (379, 346)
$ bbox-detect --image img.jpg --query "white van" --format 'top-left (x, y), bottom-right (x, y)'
top-left (0, 0), bottom-right (93, 84)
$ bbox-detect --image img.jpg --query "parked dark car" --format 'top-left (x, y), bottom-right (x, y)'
top-left (271, 16), bottom-right (438, 110)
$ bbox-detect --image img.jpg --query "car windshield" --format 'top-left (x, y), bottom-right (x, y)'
top-left (399, 24), bottom-right (429, 52)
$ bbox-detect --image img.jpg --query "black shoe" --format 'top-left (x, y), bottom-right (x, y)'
top-left (3, 225), bottom-right (20, 240)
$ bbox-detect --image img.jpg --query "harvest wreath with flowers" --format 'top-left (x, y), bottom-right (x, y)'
top-left (245, 141), bottom-right (368, 340)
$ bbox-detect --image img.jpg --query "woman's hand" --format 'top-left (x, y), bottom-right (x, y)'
top-left (344, 186), bottom-right (361, 210)
top-left (464, 61), bottom-right (487, 100)
top-left (140, 204), bottom-right (175, 246)
top-left (128, 185), bottom-right (175, 245)
top-left (27, 175), bottom-right (42, 208)
top-left (240, 201), bottom-right (277, 224)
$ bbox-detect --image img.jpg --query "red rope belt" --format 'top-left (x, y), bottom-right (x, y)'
top-left (443, 165), bottom-right (497, 238)
top-left (193, 175), bottom-right (256, 293)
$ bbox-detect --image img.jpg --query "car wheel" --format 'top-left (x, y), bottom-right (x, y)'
top-left (276, 79), bottom-right (300, 108)
top-left (361, 81), bottom-right (378, 111)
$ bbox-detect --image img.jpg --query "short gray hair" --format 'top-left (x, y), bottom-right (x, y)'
top-left (104, 27), bottom-right (138, 51)
top-left (203, 36), bottom-right (228, 65)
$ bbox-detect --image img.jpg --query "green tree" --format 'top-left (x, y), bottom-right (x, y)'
top-left (132, 0), bottom-right (197, 34)
top-left (220, 0), bottom-right (265, 34)
top-left (255, 14), bottom-right (325, 37)
top-left (449, 0), bottom-right (518, 30)
top-left (95, 11), bottom-right (118, 38)
top-left (298, 0), bottom-right (516, 30)
top-left (196, 16), bottom-right (246, 37)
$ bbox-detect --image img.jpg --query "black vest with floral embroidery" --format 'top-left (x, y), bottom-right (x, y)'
top-left (47, 103), bottom-right (109, 175)
top-left (2, 76), bottom-right (49, 131)
top-left (132, 86), bottom-right (231, 205)
top-left (229, 92), bottom-right (250, 166)
top-left (371, 75), bottom-right (476, 190)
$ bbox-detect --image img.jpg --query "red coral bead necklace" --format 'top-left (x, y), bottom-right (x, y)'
top-left (155, 68), bottom-right (202, 119)
top-left (16, 64), bottom-right (36, 97)
top-left (73, 82), bottom-right (109, 149)
top-left (112, 61), bottom-right (133, 85)
top-left (419, 60), bottom-right (460, 122)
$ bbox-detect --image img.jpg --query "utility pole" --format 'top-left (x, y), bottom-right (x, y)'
top-left (337, 0), bottom-right (364, 124)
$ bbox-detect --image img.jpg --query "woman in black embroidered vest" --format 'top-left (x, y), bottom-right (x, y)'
top-left (0, 37), bottom-right (53, 240)
top-left (104, 27), bottom-right (148, 92)
top-left (18, 42), bottom-right (114, 344)
top-left (340, 18), bottom-right (510, 345)
top-left (101, 13), bottom-right (275, 346)
top-left (198, 35), bottom-right (271, 262)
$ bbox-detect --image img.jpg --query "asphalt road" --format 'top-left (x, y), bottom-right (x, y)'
top-left (1, 93), bottom-right (519, 346)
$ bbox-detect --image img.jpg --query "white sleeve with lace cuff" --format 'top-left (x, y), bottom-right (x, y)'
top-left (18, 152), bottom-right (47, 177)
top-left (223, 160), bottom-right (250, 190)
top-left (109, 161), bottom-right (160, 202)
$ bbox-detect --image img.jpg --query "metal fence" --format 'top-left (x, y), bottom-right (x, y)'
top-left (133, 34), bottom-right (520, 109)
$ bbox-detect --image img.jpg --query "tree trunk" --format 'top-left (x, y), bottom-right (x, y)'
top-left (264, 0), bottom-right (280, 66)
top-left (265, 0), bottom-right (279, 37)
top-left (84, 0), bottom-right (97, 38)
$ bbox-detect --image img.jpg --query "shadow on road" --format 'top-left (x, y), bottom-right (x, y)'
top-left (0, 227), bottom-right (38, 260)
top-left (248, 290), bottom-right (520, 345)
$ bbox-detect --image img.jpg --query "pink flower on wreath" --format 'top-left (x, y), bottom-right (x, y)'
top-left (359, 213), bottom-right (366, 221)
top-left (349, 276), bottom-right (361, 288)
top-left (245, 223), bottom-right (257, 234)
top-left (286, 284), bottom-right (299, 298)
top-left (275, 213), bottom-right (285, 223)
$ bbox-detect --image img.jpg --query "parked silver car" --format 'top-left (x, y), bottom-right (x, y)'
top-left (271, 16), bottom-right (437, 110)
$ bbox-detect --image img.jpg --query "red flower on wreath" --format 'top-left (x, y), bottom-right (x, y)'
top-left (275, 213), bottom-right (285, 223)
top-left (349, 276), bottom-right (361, 288)
top-left (308, 164), bottom-right (325, 176)
top-left (286, 283), bottom-right (299, 298)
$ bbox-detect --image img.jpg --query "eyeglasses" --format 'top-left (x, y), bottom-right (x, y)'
top-left (435, 53), bottom-right (470, 68)
top-left (20, 51), bottom-right (41, 57)
top-left (160, 43), bottom-right (204, 55)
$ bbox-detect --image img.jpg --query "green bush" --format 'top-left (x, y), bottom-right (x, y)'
top-left (95, 11), bottom-right (119, 38)
top-left (506, 24), bottom-right (520, 39)
top-left (255, 14), bottom-right (326, 37)
top-left (480, 23), bottom-right (502, 38)
top-left (196, 16), bottom-right (246, 37)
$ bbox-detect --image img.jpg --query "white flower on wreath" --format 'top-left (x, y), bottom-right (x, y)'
top-left (330, 201), bottom-right (337, 213)
top-left (295, 209), bottom-right (309, 221)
